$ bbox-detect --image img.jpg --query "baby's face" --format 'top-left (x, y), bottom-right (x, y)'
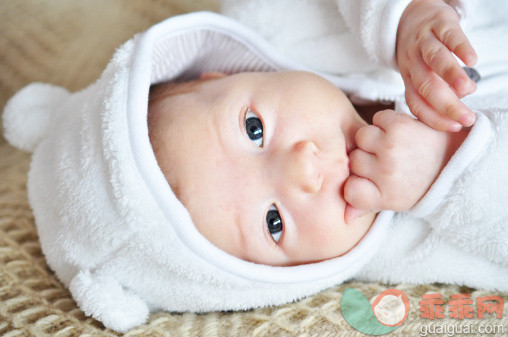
top-left (149, 71), bottom-right (376, 266)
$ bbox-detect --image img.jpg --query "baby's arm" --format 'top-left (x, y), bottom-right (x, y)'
top-left (397, 0), bottom-right (478, 131)
top-left (344, 109), bottom-right (467, 223)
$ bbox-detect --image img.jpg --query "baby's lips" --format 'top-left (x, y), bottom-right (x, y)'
top-left (346, 143), bottom-right (357, 155)
top-left (344, 203), bottom-right (365, 224)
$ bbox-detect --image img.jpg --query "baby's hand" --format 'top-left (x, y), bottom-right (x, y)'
top-left (344, 110), bottom-right (452, 223)
top-left (397, 0), bottom-right (478, 132)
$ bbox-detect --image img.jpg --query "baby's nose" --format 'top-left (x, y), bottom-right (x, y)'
top-left (286, 140), bottom-right (323, 193)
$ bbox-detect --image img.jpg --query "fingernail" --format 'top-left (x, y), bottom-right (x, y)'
top-left (465, 54), bottom-right (477, 67)
top-left (468, 81), bottom-right (477, 94)
top-left (453, 77), bottom-right (466, 95)
top-left (459, 113), bottom-right (476, 127)
top-left (454, 77), bottom-right (475, 96)
top-left (448, 123), bottom-right (462, 132)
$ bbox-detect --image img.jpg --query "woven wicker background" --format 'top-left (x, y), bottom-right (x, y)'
top-left (0, 1), bottom-right (506, 336)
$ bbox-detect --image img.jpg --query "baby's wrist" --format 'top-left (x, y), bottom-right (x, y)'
top-left (440, 128), bottom-right (469, 173)
top-left (411, 127), bottom-right (469, 210)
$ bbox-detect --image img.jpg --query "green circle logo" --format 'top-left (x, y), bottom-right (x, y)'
top-left (341, 288), bottom-right (410, 335)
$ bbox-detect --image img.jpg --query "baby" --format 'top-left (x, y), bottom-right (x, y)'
top-left (2, 0), bottom-right (507, 333)
top-left (147, 70), bottom-right (465, 266)
top-left (145, 0), bottom-right (478, 266)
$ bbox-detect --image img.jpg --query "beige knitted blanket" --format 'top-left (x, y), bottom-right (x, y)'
top-left (0, 1), bottom-right (506, 336)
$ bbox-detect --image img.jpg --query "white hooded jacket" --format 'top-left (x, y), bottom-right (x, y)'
top-left (2, 1), bottom-right (507, 333)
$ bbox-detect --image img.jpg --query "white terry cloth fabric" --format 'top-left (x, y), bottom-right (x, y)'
top-left (222, 0), bottom-right (508, 103)
top-left (222, 0), bottom-right (411, 102)
top-left (2, 9), bottom-right (507, 332)
top-left (2, 12), bottom-right (396, 332)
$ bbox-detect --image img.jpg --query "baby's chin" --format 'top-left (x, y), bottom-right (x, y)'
top-left (341, 211), bottom-right (377, 255)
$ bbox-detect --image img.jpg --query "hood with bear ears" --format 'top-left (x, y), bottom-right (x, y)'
top-left (2, 12), bottom-right (393, 332)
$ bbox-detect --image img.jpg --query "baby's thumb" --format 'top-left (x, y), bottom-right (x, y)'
top-left (343, 174), bottom-right (381, 223)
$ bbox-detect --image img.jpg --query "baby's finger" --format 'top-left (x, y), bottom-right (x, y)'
top-left (433, 23), bottom-right (477, 67)
top-left (371, 109), bottom-right (409, 131)
top-left (343, 174), bottom-right (382, 212)
top-left (404, 77), bottom-right (462, 132)
top-left (409, 56), bottom-right (475, 127)
top-left (355, 125), bottom-right (384, 154)
top-left (420, 37), bottom-right (476, 97)
top-left (349, 149), bottom-right (378, 181)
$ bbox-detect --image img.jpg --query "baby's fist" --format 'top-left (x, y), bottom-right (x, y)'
top-left (344, 110), bottom-right (453, 222)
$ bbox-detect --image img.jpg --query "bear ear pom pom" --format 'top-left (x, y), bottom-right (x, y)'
top-left (69, 270), bottom-right (149, 333)
top-left (2, 83), bottom-right (70, 152)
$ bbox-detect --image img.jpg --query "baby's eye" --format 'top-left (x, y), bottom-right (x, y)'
top-left (266, 204), bottom-right (283, 243)
top-left (245, 109), bottom-right (263, 147)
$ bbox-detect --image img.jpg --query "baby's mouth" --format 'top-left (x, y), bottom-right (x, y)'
top-left (343, 156), bottom-right (363, 225)
top-left (344, 203), bottom-right (365, 225)
top-left (346, 143), bottom-right (356, 155)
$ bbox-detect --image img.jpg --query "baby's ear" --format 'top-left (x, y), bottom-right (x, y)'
top-left (2, 83), bottom-right (70, 152)
top-left (200, 71), bottom-right (227, 80)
